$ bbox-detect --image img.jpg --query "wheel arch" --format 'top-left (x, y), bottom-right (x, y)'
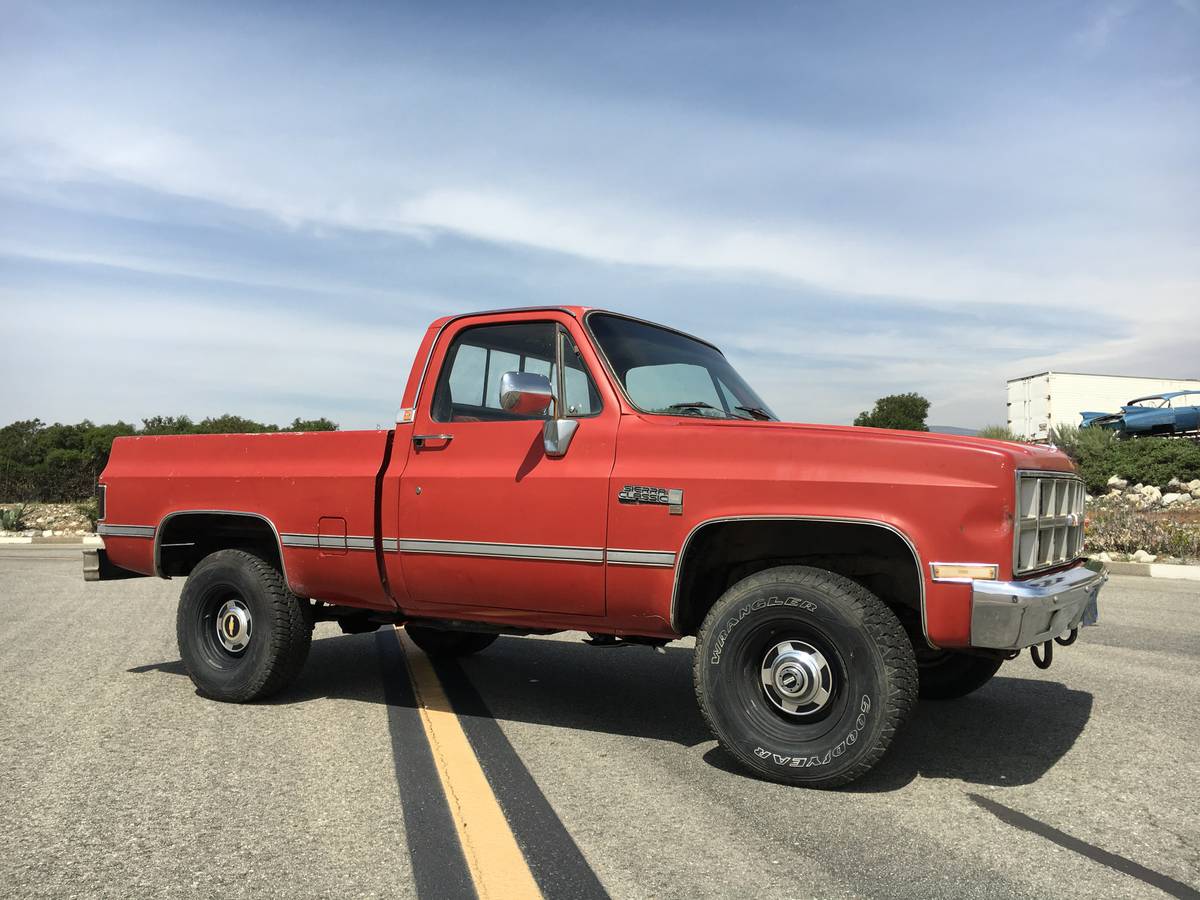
top-left (155, 510), bottom-right (290, 587)
top-left (671, 516), bottom-right (927, 643)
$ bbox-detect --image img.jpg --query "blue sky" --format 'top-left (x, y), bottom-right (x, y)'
top-left (2, 1), bottom-right (1197, 429)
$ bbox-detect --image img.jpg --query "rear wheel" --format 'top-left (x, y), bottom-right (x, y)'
top-left (694, 566), bottom-right (917, 788)
top-left (176, 550), bottom-right (312, 702)
top-left (405, 624), bottom-right (498, 657)
top-left (916, 649), bottom-right (1003, 699)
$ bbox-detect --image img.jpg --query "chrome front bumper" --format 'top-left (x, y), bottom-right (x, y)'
top-left (971, 561), bottom-right (1106, 650)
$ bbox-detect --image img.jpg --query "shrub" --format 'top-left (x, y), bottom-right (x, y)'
top-left (977, 425), bottom-right (1020, 441)
top-left (1106, 440), bottom-right (1200, 492)
top-left (0, 503), bottom-right (27, 531)
top-left (1086, 503), bottom-right (1200, 560)
top-left (75, 497), bottom-right (100, 531)
top-left (1068, 430), bottom-right (1200, 494)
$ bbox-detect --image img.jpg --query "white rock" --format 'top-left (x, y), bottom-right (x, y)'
top-left (1139, 486), bottom-right (1162, 503)
top-left (1131, 549), bottom-right (1157, 563)
top-left (1107, 476), bottom-right (1129, 489)
top-left (1162, 493), bottom-right (1184, 506)
top-left (41, 529), bottom-right (52, 538)
top-left (1093, 551), bottom-right (1112, 562)
top-left (1189, 479), bottom-right (1200, 495)
top-left (1168, 477), bottom-right (1186, 490)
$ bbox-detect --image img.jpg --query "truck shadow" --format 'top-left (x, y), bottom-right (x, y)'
top-left (130, 630), bottom-right (1092, 792)
top-left (842, 676), bottom-right (1094, 792)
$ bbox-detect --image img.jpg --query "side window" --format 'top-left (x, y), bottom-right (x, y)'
top-left (431, 322), bottom-right (556, 422)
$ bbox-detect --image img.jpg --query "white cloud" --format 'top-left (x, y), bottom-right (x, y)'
top-left (1, 291), bottom-right (424, 429)
top-left (2, 3), bottom-right (1197, 431)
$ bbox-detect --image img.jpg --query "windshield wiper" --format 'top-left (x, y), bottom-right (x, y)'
top-left (735, 405), bottom-right (773, 421)
top-left (666, 401), bottom-right (720, 411)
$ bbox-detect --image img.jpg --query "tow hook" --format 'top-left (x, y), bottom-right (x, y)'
top-left (1028, 627), bottom-right (1079, 669)
top-left (1030, 640), bottom-right (1053, 669)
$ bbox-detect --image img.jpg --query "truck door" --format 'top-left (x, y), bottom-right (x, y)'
top-left (396, 314), bottom-right (617, 616)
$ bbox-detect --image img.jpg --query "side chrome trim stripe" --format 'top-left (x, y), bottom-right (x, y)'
top-left (277, 534), bottom-right (677, 568)
top-left (607, 549), bottom-right (677, 568)
top-left (97, 524), bottom-right (155, 538)
top-left (398, 539), bottom-right (605, 564)
top-left (281, 533), bottom-right (319, 548)
top-left (280, 533), bottom-right (381, 552)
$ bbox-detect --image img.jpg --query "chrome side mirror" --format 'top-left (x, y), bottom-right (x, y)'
top-left (498, 371), bottom-right (553, 416)
top-left (543, 418), bottom-right (578, 458)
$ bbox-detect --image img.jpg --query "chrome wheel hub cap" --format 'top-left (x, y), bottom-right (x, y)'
top-left (761, 639), bottom-right (833, 716)
top-left (215, 598), bottom-right (252, 653)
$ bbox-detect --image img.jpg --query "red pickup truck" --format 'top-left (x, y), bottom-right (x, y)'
top-left (86, 307), bottom-right (1104, 787)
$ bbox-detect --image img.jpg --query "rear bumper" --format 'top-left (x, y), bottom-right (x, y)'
top-left (83, 548), bottom-right (145, 582)
top-left (970, 560), bottom-right (1106, 650)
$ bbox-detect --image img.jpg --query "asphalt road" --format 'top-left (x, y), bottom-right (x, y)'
top-left (2, 546), bottom-right (1197, 899)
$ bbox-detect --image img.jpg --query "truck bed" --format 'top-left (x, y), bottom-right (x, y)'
top-left (99, 430), bottom-right (396, 608)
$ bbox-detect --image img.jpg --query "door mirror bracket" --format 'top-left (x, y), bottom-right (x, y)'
top-left (543, 418), bottom-right (579, 458)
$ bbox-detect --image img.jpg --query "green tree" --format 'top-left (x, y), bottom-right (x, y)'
top-left (194, 414), bottom-right (279, 434)
top-left (286, 417), bottom-right (339, 432)
top-left (0, 413), bottom-right (341, 501)
top-left (853, 393), bottom-right (931, 432)
top-left (141, 415), bottom-right (195, 435)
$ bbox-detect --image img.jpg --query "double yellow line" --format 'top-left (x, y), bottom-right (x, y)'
top-left (396, 628), bottom-right (543, 900)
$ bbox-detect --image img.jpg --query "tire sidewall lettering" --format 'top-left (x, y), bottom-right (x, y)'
top-left (752, 693), bottom-right (873, 769)
top-left (708, 596), bottom-right (818, 666)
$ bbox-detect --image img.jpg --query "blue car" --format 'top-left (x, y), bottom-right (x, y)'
top-left (1081, 390), bottom-right (1200, 437)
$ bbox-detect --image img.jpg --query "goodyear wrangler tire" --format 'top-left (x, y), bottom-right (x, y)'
top-left (694, 566), bottom-right (917, 788)
top-left (915, 650), bottom-right (1003, 700)
top-left (405, 625), bottom-right (498, 657)
top-left (177, 550), bottom-right (313, 703)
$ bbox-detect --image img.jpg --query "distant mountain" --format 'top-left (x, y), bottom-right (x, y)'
top-left (929, 425), bottom-right (979, 436)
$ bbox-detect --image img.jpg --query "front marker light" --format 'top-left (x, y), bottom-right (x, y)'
top-left (930, 563), bottom-right (999, 583)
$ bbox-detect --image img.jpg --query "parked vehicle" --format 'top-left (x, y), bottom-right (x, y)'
top-left (86, 307), bottom-right (1105, 788)
top-left (1081, 390), bottom-right (1200, 437)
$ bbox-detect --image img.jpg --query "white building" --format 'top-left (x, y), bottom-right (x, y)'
top-left (1006, 372), bottom-right (1200, 441)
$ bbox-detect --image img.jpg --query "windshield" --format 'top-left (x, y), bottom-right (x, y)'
top-left (587, 313), bottom-right (777, 420)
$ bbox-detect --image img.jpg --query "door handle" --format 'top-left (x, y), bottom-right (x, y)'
top-left (412, 433), bottom-right (454, 447)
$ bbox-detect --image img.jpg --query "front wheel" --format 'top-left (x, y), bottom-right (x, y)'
top-left (694, 566), bottom-right (917, 788)
top-left (176, 550), bottom-right (312, 702)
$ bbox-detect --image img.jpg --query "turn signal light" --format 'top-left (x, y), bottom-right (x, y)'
top-left (930, 563), bottom-right (999, 582)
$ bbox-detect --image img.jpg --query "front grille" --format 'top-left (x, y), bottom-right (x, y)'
top-left (1015, 471), bottom-right (1085, 575)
